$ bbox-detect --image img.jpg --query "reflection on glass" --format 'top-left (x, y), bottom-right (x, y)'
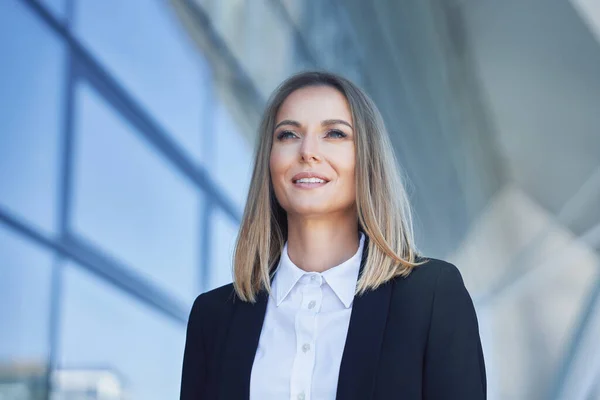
top-left (213, 100), bottom-right (253, 212)
top-left (208, 207), bottom-right (239, 291)
top-left (55, 262), bottom-right (186, 400)
top-left (71, 82), bottom-right (202, 303)
top-left (51, 369), bottom-right (126, 400)
top-left (0, 224), bottom-right (53, 400)
top-left (571, 0), bottom-right (600, 44)
top-left (0, 0), bottom-right (64, 235)
top-left (73, 0), bottom-right (211, 162)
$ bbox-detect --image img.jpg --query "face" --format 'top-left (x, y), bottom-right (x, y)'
top-left (270, 85), bottom-right (356, 218)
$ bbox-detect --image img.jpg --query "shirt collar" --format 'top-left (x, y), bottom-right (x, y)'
top-left (273, 232), bottom-right (366, 308)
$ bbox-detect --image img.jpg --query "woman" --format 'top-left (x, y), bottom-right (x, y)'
top-left (180, 71), bottom-right (486, 399)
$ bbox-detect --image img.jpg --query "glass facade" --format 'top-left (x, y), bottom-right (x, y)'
top-left (0, 225), bottom-right (53, 382)
top-left (56, 262), bottom-right (185, 400)
top-left (0, 0), bottom-right (65, 236)
top-left (71, 81), bottom-right (202, 303)
top-left (73, 0), bottom-right (212, 164)
top-left (0, 0), bottom-right (247, 398)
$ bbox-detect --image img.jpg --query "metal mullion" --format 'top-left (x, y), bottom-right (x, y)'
top-left (0, 208), bottom-right (188, 325)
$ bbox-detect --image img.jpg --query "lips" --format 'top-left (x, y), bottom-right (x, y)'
top-left (291, 172), bottom-right (330, 183)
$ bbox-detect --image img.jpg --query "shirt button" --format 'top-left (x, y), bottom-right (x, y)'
top-left (297, 392), bottom-right (306, 400)
top-left (302, 343), bottom-right (311, 353)
top-left (311, 274), bottom-right (317, 281)
top-left (308, 300), bottom-right (316, 309)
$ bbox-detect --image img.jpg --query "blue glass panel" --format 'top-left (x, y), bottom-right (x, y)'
top-left (55, 262), bottom-right (185, 400)
top-left (73, 0), bottom-right (212, 163)
top-left (213, 101), bottom-right (253, 212)
top-left (0, 224), bottom-right (53, 397)
top-left (71, 81), bottom-right (202, 302)
top-left (0, 0), bottom-right (64, 235)
top-left (208, 207), bottom-right (239, 291)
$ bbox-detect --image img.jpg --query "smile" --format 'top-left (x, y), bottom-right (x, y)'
top-left (293, 178), bottom-right (329, 189)
top-left (295, 178), bottom-right (326, 183)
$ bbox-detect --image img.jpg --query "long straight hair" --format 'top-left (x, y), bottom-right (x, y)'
top-left (232, 71), bottom-right (426, 303)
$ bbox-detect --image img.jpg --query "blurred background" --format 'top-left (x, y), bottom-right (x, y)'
top-left (1, 0), bottom-right (599, 399)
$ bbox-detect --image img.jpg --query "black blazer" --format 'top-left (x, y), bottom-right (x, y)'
top-left (180, 239), bottom-right (487, 399)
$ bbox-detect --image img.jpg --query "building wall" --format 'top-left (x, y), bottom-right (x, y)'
top-left (451, 0), bottom-right (600, 398)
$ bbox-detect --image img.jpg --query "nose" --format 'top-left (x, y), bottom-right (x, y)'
top-left (299, 133), bottom-right (321, 163)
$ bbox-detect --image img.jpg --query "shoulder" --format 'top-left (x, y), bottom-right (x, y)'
top-left (408, 256), bottom-right (477, 319)
top-left (196, 282), bottom-right (237, 305)
top-left (381, 257), bottom-right (476, 345)
top-left (397, 256), bottom-right (466, 291)
top-left (188, 282), bottom-right (236, 324)
top-left (389, 256), bottom-right (472, 311)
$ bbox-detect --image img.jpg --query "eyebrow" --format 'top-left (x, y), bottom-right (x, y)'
top-left (274, 120), bottom-right (301, 130)
top-left (322, 119), bottom-right (353, 129)
top-left (274, 119), bottom-right (353, 130)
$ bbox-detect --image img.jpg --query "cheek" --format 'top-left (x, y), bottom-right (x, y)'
top-left (333, 149), bottom-right (356, 183)
top-left (269, 148), bottom-right (288, 183)
top-left (338, 154), bottom-right (357, 198)
top-left (269, 151), bottom-right (280, 175)
top-left (343, 163), bottom-right (356, 194)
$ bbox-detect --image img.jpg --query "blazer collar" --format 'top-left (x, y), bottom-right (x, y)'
top-left (218, 233), bottom-right (393, 400)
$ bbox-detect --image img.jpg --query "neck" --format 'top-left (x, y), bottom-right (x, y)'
top-left (285, 212), bottom-right (361, 273)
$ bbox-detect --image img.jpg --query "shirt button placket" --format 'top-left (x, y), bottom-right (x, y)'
top-left (291, 276), bottom-right (320, 400)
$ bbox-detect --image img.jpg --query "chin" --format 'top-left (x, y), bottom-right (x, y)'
top-left (287, 202), bottom-right (332, 217)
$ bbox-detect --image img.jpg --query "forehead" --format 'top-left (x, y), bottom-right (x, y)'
top-left (276, 85), bottom-right (352, 123)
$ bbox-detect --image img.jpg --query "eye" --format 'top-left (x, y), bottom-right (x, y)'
top-left (276, 130), bottom-right (297, 140)
top-left (326, 129), bottom-right (347, 139)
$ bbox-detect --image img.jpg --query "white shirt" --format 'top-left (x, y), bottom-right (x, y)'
top-left (250, 232), bottom-right (366, 400)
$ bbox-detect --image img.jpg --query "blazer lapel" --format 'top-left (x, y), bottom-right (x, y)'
top-left (336, 236), bottom-right (394, 400)
top-left (217, 283), bottom-right (270, 399)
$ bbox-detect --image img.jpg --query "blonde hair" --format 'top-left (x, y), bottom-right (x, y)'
top-left (233, 71), bottom-right (426, 303)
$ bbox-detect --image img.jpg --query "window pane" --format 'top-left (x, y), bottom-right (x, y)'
top-left (0, 224), bottom-right (53, 399)
top-left (71, 82), bottom-right (202, 302)
top-left (213, 101), bottom-right (253, 212)
top-left (0, 0), bottom-right (64, 235)
top-left (208, 207), bottom-right (239, 291)
top-left (54, 262), bottom-right (185, 400)
top-left (73, 0), bottom-right (211, 163)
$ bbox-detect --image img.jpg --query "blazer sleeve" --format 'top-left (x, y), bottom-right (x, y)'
top-left (423, 263), bottom-right (487, 400)
top-left (180, 293), bottom-right (208, 400)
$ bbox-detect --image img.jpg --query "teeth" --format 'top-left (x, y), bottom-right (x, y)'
top-left (296, 177), bottom-right (326, 183)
